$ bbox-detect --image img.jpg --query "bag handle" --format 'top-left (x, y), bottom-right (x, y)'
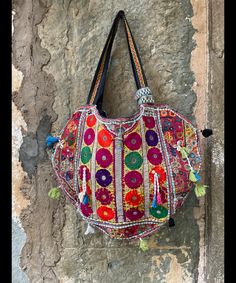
top-left (86, 10), bottom-right (149, 111)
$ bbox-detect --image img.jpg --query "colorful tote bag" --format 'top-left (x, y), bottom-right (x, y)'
top-left (48, 10), bottom-right (210, 243)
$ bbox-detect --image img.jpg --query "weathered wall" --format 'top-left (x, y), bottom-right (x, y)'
top-left (205, 0), bottom-right (224, 281)
top-left (12, 0), bottom-right (224, 282)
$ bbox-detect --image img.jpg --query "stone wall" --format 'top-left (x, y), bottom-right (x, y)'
top-left (12, 0), bottom-right (224, 282)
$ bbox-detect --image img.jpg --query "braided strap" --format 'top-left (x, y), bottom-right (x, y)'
top-left (135, 87), bottom-right (154, 105)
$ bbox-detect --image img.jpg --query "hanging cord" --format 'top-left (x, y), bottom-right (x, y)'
top-left (152, 173), bottom-right (162, 208)
top-left (79, 167), bottom-right (87, 203)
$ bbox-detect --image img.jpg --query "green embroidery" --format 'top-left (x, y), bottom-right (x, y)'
top-left (81, 146), bottom-right (92, 164)
top-left (150, 206), bottom-right (168, 219)
top-left (125, 152), bottom-right (143, 170)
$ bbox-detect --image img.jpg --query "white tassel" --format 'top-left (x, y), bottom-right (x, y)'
top-left (79, 192), bottom-right (85, 202)
top-left (79, 167), bottom-right (87, 203)
top-left (84, 223), bottom-right (95, 235)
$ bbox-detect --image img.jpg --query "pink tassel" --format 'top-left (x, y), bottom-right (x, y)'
top-left (157, 194), bottom-right (162, 204)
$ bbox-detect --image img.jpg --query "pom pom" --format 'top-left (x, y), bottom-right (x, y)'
top-left (179, 147), bottom-right (190, 159)
top-left (189, 170), bottom-right (197, 182)
top-left (194, 184), bottom-right (208, 197)
top-left (139, 238), bottom-right (149, 251)
top-left (201, 129), bottom-right (213, 137)
top-left (46, 135), bottom-right (59, 147)
top-left (84, 223), bottom-right (95, 235)
top-left (168, 217), bottom-right (175, 227)
top-left (193, 171), bottom-right (201, 182)
top-left (48, 187), bottom-right (61, 200)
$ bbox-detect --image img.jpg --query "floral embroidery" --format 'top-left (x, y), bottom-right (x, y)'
top-left (84, 128), bottom-right (95, 145)
top-left (124, 132), bottom-right (142, 150)
top-left (125, 190), bottom-right (143, 206)
top-left (61, 146), bottom-right (73, 158)
top-left (143, 116), bottom-right (155, 128)
top-left (86, 114), bottom-right (97, 127)
top-left (95, 169), bottom-right (112, 187)
top-left (80, 203), bottom-right (93, 217)
top-left (81, 146), bottom-right (92, 164)
top-left (52, 104), bottom-right (202, 240)
top-left (95, 188), bottom-right (113, 205)
top-left (65, 170), bottom-right (73, 181)
top-left (147, 148), bottom-right (163, 165)
top-left (98, 129), bottom-right (113, 147)
top-left (164, 131), bottom-right (173, 143)
top-left (125, 171), bottom-right (143, 189)
top-left (125, 152), bottom-right (143, 170)
top-left (126, 208), bottom-right (144, 221)
top-left (96, 148), bottom-right (113, 168)
top-left (150, 206), bottom-right (168, 219)
top-left (97, 206), bottom-right (115, 221)
top-left (145, 130), bottom-right (158, 146)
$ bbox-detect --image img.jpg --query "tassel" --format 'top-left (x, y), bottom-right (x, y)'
top-left (152, 172), bottom-right (160, 208)
top-left (179, 147), bottom-right (190, 159)
top-left (48, 187), bottom-right (61, 199)
top-left (46, 135), bottom-right (59, 147)
top-left (193, 171), bottom-right (201, 182)
top-left (79, 167), bottom-right (87, 203)
top-left (139, 238), bottom-right (149, 252)
top-left (194, 183), bottom-right (208, 197)
top-left (157, 193), bottom-right (162, 205)
top-left (78, 192), bottom-right (85, 203)
top-left (82, 194), bottom-right (89, 205)
top-left (168, 218), bottom-right (175, 227)
top-left (201, 129), bottom-right (213, 137)
top-left (189, 170), bottom-right (197, 182)
top-left (84, 223), bottom-right (95, 235)
top-left (152, 195), bottom-right (157, 208)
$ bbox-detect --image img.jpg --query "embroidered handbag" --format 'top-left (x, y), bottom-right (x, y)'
top-left (49, 10), bottom-right (208, 242)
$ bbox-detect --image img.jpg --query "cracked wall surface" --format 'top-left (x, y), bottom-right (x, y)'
top-left (12, 0), bottom-right (224, 282)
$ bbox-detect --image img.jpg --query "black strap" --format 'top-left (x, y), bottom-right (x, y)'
top-left (87, 11), bottom-right (148, 112)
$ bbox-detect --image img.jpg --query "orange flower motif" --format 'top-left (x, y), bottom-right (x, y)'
top-left (125, 190), bottom-right (143, 207)
top-left (86, 114), bottom-right (97, 127)
top-left (149, 165), bottom-right (166, 185)
top-left (98, 129), bottom-right (113, 147)
top-left (164, 131), bottom-right (173, 143)
top-left (67, 120), bottom-right (77, 132)
top-left (97, 206), bottom-right (115, 221)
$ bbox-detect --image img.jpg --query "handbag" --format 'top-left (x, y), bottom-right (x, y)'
top-left (48, 10), bottom-right (210, 247)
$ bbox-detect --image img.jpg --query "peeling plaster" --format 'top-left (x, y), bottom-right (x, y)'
top-left (148, 254), bottom-right (192, 283)
top-left (12, 10), bottom-right (29, 283)
top-left (12, 218), bottom-right (29, 283)
top-left (12, 65), bottom-right (24, 92)
top-left (12, 64), bottom-right (29, 220)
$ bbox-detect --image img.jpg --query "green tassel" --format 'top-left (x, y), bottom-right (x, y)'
top-left (194, 184), bottom-right (208, 197)
top-left (139, 238), bottom-right (149, 252)
top-left (48, 187), bottom-right (61, 200)
top-left (189, 170), bottom-right (197, 182)
top-left (179, 147), bottom-right (190, 159)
